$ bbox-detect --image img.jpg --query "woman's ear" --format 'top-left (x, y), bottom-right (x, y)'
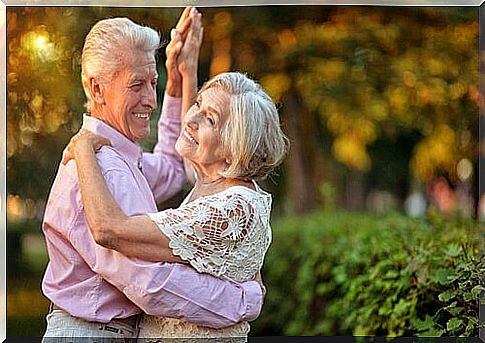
top-left (89, 77), bottom-right (106, 106)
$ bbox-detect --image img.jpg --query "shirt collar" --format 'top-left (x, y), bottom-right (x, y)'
top-left (81, 113), bottom-right (143, 166)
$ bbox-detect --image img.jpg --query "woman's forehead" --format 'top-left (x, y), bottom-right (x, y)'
top-left (200, 88), bottom-right (230, 106)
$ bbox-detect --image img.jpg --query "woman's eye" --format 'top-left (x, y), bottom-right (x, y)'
top-left (207, 116), bottom-right (215, 126)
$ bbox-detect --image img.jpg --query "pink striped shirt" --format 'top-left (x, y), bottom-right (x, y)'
top-left (41, 94), bottom-right (262, 328)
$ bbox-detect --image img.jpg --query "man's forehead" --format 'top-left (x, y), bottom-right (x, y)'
top-left (123, 51), bottom-right (156, 70)
top-left (124, 60), bottom-right (158, 79)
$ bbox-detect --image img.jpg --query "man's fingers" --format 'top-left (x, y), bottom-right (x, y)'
top-left (167, 29), bottom-right (181, 49)
top-left (62, 151), bottom-right (73, 165)
top-left (175, 6), bottom-right (191, 29)
top-left (170, 28), bottom-right (177, 40)
top-left (176, 16), bottom-right (192, 39)
top-left (175, 6), bottom-right (193, 41)
top-left (166, 32), bottom-right (182, 62)
top-left (166, 40), bottom-right (183, 63)
top-left (169, 41), bottom-right (183, 59)
top-left (175, 41), bottom-right (183, 53)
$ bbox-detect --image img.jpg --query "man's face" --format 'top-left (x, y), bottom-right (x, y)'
top-left (100, 50), bottom-right (158, 142)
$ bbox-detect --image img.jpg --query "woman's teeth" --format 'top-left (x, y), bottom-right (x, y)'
top-left (184, 130), bottom-right (198, 144)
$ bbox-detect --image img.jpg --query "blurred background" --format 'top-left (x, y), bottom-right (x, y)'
top-left (6, 6), bottom-right (483, 337)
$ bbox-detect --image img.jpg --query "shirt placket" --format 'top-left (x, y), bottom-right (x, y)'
top-left (137, 151), bottom-right (143, 174)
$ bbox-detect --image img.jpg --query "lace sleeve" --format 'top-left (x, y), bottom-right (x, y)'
top-left (147, 190), bottom-right (270, 282)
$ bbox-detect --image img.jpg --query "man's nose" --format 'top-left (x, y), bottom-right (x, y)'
top-left (142, 85), bottom-right (157, 110)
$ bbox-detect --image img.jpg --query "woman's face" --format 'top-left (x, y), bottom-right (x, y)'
top-left (176, 88), bottom-right (231, 174)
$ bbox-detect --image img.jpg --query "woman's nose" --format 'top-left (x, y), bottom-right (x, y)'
top-left (186, 110), bottom-right (201, 129)
top-left (186, 116), bottom-right (199, 130)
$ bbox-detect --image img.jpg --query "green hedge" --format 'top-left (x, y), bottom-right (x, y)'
top-left (251, 211), bottom-right (484, 337)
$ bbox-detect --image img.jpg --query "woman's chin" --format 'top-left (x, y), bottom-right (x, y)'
top-left (175, 142), bottom-right (192, 160)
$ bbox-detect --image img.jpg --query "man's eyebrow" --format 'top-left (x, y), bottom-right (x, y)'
top-left (129, 74), bottom-right (159, 81)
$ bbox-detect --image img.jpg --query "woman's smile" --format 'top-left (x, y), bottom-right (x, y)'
top-left (175, 88), bottom-right (231, 178)
top-left (182, 129), bottom-right (199, 145)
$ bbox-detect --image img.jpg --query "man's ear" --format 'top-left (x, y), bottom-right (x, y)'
top-left (89, 77), bottom-right (106, 106)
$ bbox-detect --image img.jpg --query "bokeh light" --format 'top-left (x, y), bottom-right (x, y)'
top-left (456, 158), bottom-right (473, 182)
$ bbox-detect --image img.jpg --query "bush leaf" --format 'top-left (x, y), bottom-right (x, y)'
top-left (447, 318), bottom-right (463, 332)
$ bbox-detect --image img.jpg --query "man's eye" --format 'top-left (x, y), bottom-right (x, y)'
top-left (130, 84), bottom-right (142, 90)
top-left (207, 116), bottom-right (215, 126)
top-left (151, 80), bottom-right (157, 88)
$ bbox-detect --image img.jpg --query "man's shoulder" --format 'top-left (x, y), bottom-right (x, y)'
top-left (96, 146), bottom-right (133, 174)
top-left (52, 146), bottom-right (132, 185)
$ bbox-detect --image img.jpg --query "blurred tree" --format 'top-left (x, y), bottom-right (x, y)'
top-left (204, 6), bottom-right (478, 214)
top-left (6, 7), bottom-right (180, 208)
top-left (7, 6), bottom-right (478, 217)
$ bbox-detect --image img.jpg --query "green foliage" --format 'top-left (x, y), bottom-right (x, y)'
top-left (256, 7), bottom-right (477, 180)
top-left (251, 211), bottom-right (483, 337)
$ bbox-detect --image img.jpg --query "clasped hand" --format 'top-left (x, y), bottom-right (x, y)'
top-left (165, 6), bottom-right (204, 97)
top-left (62, 129), bottom-right (111, 165)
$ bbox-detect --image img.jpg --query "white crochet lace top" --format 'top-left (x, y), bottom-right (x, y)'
top-left (139, 182), bottom-right (272, 342)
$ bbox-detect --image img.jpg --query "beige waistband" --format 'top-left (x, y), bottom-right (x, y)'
top-left (49, 302), bottom-right (140, 328)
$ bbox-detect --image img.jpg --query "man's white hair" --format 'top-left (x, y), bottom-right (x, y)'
top-left (201, 72), bottom-right (289, 181)
top-left (81, 17), bottom-right (160, 112)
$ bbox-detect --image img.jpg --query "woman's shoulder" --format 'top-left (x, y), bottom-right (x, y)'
top-left (204, 183), bottom-right (272, 210)
top-left (222, 181), bottom-right (271, 199)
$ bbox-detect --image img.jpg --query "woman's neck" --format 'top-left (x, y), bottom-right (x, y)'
top-left (188, 173), bottom-right (254, 202)
top-left (194, 176), bottom-right (238, 192)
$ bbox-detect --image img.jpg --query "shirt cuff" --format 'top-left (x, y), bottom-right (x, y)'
top-left (161, 92), bottom-right (182, 121)
top-left (241, 280), bottom-right (263, 322)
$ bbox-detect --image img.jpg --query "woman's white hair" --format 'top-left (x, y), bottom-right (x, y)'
top-left (81, 17), bottom-right (160, 112)
top-left (201, 72), bottom-right (289, 181)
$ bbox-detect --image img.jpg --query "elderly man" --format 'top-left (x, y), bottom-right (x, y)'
top-left (41, 8), bottom-right (263, 340)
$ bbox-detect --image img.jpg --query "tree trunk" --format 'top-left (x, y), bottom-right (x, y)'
top-left (284, 90), bottom-right (319, 214)
top-left (346, 169), bottom-right (365, 211)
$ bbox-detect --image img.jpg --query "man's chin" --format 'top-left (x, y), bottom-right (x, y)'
top-left (133, 129), bottom-right (150, 142)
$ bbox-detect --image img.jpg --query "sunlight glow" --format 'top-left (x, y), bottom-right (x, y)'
top-left (34, 35), bottom-right (48, 50)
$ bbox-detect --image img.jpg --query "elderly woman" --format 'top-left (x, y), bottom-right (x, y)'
top-left (66, 72), bottom-right (289, 341)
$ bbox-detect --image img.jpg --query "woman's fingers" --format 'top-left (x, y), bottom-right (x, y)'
top-left (176, 9), bottom-right (203, 76)
top-left (185, 11), bottom-right (203, 50)
top-left (197, 17), bottom-right (204, 44)
top-left (192, 12), bottom-right (203, 45)
top-left (62, 130), bottom-right (111, 165)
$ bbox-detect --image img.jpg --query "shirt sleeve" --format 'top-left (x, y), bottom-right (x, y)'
top-left (147, 192), bottom-right (258, 282)
top-left (65, 162), bottom-right (262, 328)
top-left (142, 93), bottom-right (186, 203)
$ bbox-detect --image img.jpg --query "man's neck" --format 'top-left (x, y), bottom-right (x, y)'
top-left (89, 110), bottom-right (136, 144)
